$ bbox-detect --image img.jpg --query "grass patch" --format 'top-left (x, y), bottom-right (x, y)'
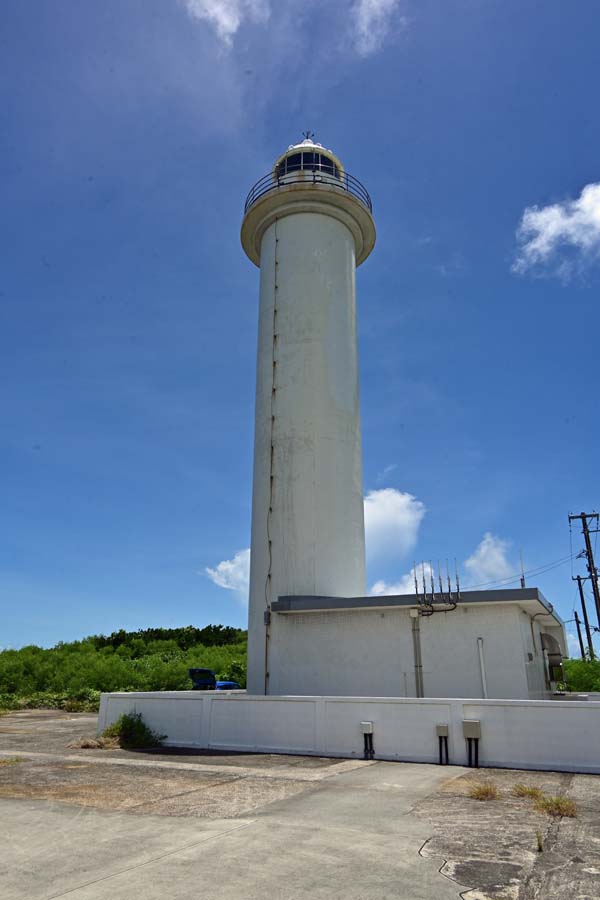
top-left (468, 782), bottom-right (501, 801)
top-left (101, 712), bottom-right (165, 750)
top-left (513, 783), bottom-right (544, 801)
top-left (67, 736), bottom-right (119, 750)
top-left (535, 795), bottom-right (577, 818)
top-left (0, 757), bottom-right (25, 766)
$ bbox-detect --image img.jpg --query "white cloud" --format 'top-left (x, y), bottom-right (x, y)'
top-left (351, 0), bottom-right (406, 56)
top-left (182, 0), bottom-right (270, 47)
top-left (464, 532), bottom-right (513, 585)
top-left (364, 488), bottom-right (425, 562)
top-left (566, 630), bottom-right (582, 659)
top-left (205, 548), bottom-right (250, 596)
top-left (207, 488), bottom-right (425, 604)
top-left (376, 463), bottom-right (397, 483)
top-left (513, 182), bottom-right (600, 279)
top-left (370, 562), bottom-right (433, 597)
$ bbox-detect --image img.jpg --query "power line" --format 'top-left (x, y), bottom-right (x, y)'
top-left (467, 554), bottom-right (574, 590)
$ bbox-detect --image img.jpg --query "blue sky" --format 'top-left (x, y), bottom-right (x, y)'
top-left (2, 0), bottom-right (600, 650)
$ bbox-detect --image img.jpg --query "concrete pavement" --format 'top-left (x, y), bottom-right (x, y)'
top-left (2, 761), bottom-right (466, 900)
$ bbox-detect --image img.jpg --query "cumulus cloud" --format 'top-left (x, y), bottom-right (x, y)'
top-left (513, 182), bottom-right (600, 279)
top-left (370, 561), bottom-right (433, 597)
top-left (364, 488), bottom-right (425, 562)
top-left (464, 532), bottom-right (513, 585)
top-left (205, 548), bottom-right (250, 596)
top-left (351, 0), bottom-right (406, 56)
top-left (207, 488), bottom-right (425, 604)
top-left (182, 0), bottom-right (269, 47)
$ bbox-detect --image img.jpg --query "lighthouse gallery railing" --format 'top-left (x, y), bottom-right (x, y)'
top-left (244, 170), bottom-right (372, 215)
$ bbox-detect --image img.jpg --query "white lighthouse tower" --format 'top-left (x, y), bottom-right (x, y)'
top-left (241, 137), bottom-right (376, 694)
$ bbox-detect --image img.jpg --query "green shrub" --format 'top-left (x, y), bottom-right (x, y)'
top-left (0, 690), bottom-right (101, 713)
top-left (0, 624), bottom-right (247, 705)
top-left (102, 712), bottom-right (166, 749)
top-left (563, 659), bottom-right (600, 692)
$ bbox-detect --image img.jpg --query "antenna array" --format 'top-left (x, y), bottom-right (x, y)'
top-left (412, 559), bottom-right (461, 615)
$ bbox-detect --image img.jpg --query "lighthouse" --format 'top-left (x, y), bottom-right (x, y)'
top-left (241, 137), bottom-right (376, 694)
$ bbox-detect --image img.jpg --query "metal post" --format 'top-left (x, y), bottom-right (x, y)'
top-left (576, 575), bottom-right (596, 660)
top-left (570, 512), bottom-right (600, 629)
top-left (574, 610), bottom-right (586, 659)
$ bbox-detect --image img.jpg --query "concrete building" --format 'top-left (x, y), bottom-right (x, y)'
top-left (269, 587), bottom-right (566, 700)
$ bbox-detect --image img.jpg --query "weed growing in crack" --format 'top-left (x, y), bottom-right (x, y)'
top-left (535, 795), bottom-right (577, 818)
top-left (513, 783), bottom-right (544, 801)
top-left (468, 782), bottom-right (500, 801)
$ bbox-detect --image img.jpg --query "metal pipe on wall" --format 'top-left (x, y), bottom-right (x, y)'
top-left (411, 610), bottom-right (424, 698)
top-left (477, 637), bottom-right (488, 699)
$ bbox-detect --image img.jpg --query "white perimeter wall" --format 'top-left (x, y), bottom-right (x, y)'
top-left (98, 692), bottom-right (600, 774)
top-left (269, 604), bottom-right (550, 700)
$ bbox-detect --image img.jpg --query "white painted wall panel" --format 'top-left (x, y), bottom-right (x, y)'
top-left (323, 699), bottom-right (452, 762)
top-left (208, 697), bottom-right (317, 752)
top-left (463, 701), bottom-right (600, 771)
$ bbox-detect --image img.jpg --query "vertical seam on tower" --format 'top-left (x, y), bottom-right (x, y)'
top-left (264, 217), bottom-right (278, 692)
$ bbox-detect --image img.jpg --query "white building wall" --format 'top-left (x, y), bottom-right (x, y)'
top-left (269, 609), bottom-right (416, 697)
top-left (420, 605), bottom-right (530, 699)
top-left (518, 610), bottom-right (548, 700)
top-left (268, 604), bottom-right (549, 700)
top-left (247, 212), bottom-right (366, 695)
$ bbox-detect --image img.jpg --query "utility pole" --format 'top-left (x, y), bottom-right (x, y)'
top-left (573, 610), bottom-right (586, 659)
top-left (576, 574), bottom-right (596, 660)
top-left (569, 512), bottom-right (600, 629)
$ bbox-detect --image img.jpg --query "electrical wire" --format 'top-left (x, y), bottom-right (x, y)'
top-left (466, 553), bottom-right (574, 590)
top-left (570, 518), bottom-right (574, 580)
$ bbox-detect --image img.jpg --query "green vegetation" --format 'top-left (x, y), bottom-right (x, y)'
top-left (102, 712), bottom-right (165, 749)
top-left (0, 757), bottom-right (24, 767)
top-left (0, 624), bottom-right (247, 712)
top-left (563, 658), bottom-right (600, 692)
top-left (468, 782), bottom-right (501, 801)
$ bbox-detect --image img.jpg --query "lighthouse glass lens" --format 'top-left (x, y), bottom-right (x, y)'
top-left (274, 152), bottom-right (340, 181)
top-left (285, 153), bottom-right (302, 172)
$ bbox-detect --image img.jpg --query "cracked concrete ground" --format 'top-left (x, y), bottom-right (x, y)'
top-left (414, 767), bottom-right (600, 900)
top-left (1, 710), bottom-right (599, 899)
